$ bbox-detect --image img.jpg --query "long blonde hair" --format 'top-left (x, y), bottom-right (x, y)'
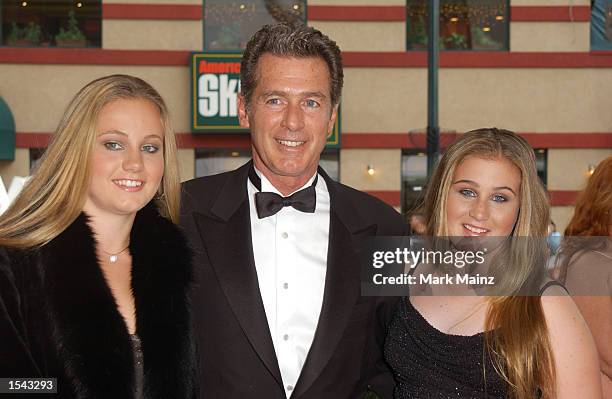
top-left (421, 128), bottom-right (555, 399)
top-left (0, 74), bottom-right (180, 249)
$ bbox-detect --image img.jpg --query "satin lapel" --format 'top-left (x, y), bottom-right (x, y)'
top-left (292, 175), bottom-right (377, 398)
top-left (192, 165), bottom-right (283, 387)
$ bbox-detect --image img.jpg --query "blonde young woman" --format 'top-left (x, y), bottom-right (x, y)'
top-left (0, 75), bottom-right (196, 398)
top-left (384, 128), bottom-right (601, 398)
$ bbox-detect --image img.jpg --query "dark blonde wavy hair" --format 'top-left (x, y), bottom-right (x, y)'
top-left (421, 128), bottom-right (555, 399)
top-left (0, 75), bottom-right (180, 249)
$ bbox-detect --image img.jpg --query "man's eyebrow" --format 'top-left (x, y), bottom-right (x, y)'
top-left (259, 91), bottom-right (287, 98)
top-left (259, 90), bottom-right (328, 99)
top-left (452, 179), bottom-right (517, 195)
top-left (301, 91), bottom-right (327, 99)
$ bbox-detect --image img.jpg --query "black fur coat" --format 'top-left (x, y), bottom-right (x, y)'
top-left (0, 203), bottom-right (197, 398)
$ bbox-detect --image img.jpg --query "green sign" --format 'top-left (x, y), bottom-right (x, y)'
top-left (326, 104), bottom-right (341, 149)
top-left (190, 52), bottom-right (341, 148)
top-left (0, 97), bottom-right (15, 161)
top-left (191, 53), bottom-right (244, 132)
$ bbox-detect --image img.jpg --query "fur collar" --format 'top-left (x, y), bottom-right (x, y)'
top-left (40, 202), bottom-right (196, 398)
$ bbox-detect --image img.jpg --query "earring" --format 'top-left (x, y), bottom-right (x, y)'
top-left (155, 188), bottom-right (165, 200)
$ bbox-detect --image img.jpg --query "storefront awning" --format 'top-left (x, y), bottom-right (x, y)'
top-left (0, 97), bottom-right (15, 161)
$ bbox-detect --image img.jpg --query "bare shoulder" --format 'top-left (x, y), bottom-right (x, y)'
top-left (540, 292), bottom-right (603, 398)
top-left (540, 291), bottom-right (583, 327)
top-left (540, 287), bottom-right (591, 341)
top-left (569, 249), bottom-right (612, 269)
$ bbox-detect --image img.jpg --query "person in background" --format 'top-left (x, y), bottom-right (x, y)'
top-left (546, 219), bottom-right (563, 275)
top-left (408, 212), bottom-right (427, 235)
top-left (181, 23), bottom-right (407, 399)
top-left (385, 128), bottom-right (602, 398)
top-left (560, 156), bottom-right (612, 398)
top-left (547, 219), bottom-right (562, 254)
top-left (0, 75), bottom-right (196, 398)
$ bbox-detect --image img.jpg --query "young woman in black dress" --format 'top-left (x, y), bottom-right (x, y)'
top-left (0, 75), bottom-right (196, 398)
top-left (385, 128), bottom-right (601, 398)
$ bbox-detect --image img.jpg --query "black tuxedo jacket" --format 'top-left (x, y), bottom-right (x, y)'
top-left (180, 161), bottom-right (407, 399)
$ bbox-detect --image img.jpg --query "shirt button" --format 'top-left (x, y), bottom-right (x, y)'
top-left (287, 385), bottom-right (294, 391)
top-left (283, 282), bottom-right (289, 289)
top-left (283, 334), bottom-right (289, 341)
top-left (281, 232), bottom-right (288, 239)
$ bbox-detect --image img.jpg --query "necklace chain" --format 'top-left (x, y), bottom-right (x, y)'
top-left (101, 243), bottom-right (130, 263)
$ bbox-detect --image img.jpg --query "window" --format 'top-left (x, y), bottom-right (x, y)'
top-left (535, 149), bottom-right (547, 187)
top-left (29, 148), bottom-right (44, 171)
top-left (406, 0), bottom-right (509, 51)
top-left (203, 0), bottom-right (306, 51)
top-left (319, 150), bottom-right (340, 181)
top-left (591, 0), bottom-right (612, 50)
top-left (1, 0), bottom-right (101, 48)
top-left (401, 151), bottom-right (427, 215)
top-left (195, 149), bottom-right (251, 177)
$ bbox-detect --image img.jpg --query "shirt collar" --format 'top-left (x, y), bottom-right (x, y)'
top-left (253, 166), bottom-right (318, 196)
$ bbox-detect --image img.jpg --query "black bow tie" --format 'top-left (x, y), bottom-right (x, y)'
top-left (249, 165), bottom-right (317, 219)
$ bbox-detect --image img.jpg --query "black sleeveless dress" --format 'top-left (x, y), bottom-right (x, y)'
top-left (130, 334), bottom-right (144, 399)
top-left (384, 297), bottom-right (507, 398)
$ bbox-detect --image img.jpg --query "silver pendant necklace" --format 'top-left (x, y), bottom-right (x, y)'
top-left (102, 244), bottom-right (130, 263)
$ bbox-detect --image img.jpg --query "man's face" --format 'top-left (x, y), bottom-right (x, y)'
top-left (238, 54), bottom-right (338, 187)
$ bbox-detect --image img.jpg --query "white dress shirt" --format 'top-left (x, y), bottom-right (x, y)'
top-left (248, 167), bottom-right (330, 398)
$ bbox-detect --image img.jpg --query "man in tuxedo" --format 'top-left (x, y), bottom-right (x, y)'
top-left (181, 23), bottom-right (407, 399)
